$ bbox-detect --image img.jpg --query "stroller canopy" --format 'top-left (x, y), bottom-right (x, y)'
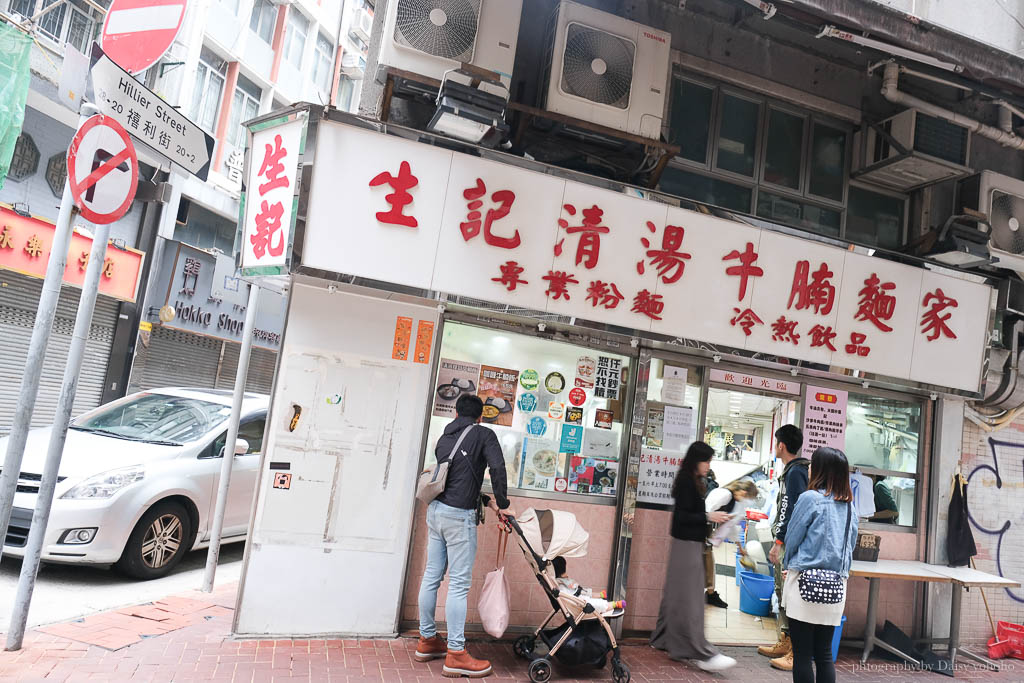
top-left (518, 508), bottom-right (589, 560)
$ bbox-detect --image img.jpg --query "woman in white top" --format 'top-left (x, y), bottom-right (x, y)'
top-left (704, 479), bottom-right (759, 609)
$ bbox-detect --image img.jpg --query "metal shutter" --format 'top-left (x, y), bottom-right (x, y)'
top-left (128, 326), bottom-right (223, 392)
top-left (0, 272), bottom-right (120, 435)
top-left (215, 344), bottom-right (278, 395)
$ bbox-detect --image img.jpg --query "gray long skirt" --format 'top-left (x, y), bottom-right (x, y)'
top-left (650, 538), bottom-right (719, 661)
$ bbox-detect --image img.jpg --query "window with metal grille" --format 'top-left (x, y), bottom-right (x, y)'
top-left (8, 134), bottom-right (39, 182)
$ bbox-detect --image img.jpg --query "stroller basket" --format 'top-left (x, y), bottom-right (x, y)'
top-left (506, 513), bottom-right (631, 683)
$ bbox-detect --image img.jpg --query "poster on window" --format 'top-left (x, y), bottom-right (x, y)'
top-left (432, 359), bottom-right (481, 418)
top-left (637, 447), bottom-right (685, 505)
top-left (478, 365), bottom-right (519, 426)
top-left (594, 356), bottom-right (622, 400)
top-left (802, 385), bottom-right (847, 458)
top-left (569, 456), bottom-right (617, 495)
top-left (520, 437), bottom-right (560, 491)
top-left (582, 428), bottom-right (618, 460)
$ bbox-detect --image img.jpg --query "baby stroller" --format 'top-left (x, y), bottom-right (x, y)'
top-left (506, 508), bottom-right (630, 683)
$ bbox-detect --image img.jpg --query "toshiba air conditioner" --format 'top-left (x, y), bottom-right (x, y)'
top-left (377, 0), bottom-right (522, 88)
top-left (543, 1), bottom-right (671, 139)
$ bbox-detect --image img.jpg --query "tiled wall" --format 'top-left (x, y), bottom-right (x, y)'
top-left (402, 496), bottom-right (618, 632)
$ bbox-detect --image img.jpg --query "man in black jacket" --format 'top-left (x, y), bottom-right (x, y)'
top-left (758, 424), bottom-right (808, 672)
top-left (415, 394), bottom-right (514, 679)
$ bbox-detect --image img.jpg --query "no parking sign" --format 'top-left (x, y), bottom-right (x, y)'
top-left (67, 115), bottom-right (139, 224)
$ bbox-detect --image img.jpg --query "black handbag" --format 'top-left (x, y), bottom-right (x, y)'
top-left (797, 501), bottom-right (852, 605)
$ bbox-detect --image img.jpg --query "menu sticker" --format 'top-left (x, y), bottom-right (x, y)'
top-left (802, 385), bottom-right (847, 458)
top-left (520, 369), bottom-right (539, 390)
top-left (594, 409), bottom-right (613, 429)
top-left (560, 424), bottom-right (583, 453)
top-left (392, 316), bottom-right (412, 361)
top-left (575, 356), bottom-right (596, 389)
top-left (570, 456), bottom-right (617, 495)
top-left (413, 320), bottom-right (435, 363)
top-left (432, 359), bottom-right (480, 418)
top-left (479, 365), bottom-right (519, 427)
top-left (518, 392), bottom-right (538, 412)
top-left (548, 401), bottom-right (565, 420)
top-left (595, 357), bottom-right (622, 399)
top-left (566, 406), bottom-right (584, 425)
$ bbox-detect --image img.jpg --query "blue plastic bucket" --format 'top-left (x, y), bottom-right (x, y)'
top-left (738, 570), bottom-right (773, 617)
top-left (831, 616), bottom-right (847, 661)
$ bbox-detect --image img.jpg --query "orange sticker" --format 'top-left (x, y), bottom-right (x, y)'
top-left (273, 473), bottom-right (292, 490)
top-left (392, 316), bottom-right (413, 360)
top-left (414, 320), bottom-right (435, 364)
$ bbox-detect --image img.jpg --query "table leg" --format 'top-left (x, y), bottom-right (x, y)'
top-left (861, 577), bottom-right (880, 664)
top-left (948, 582), bottom-right (962, 668)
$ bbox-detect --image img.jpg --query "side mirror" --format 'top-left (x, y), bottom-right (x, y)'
top-left (234, 439), bottom-right (250, 456)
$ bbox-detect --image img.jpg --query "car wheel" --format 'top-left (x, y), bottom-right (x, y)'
top-left (115, 501), bottom-right (192, 580)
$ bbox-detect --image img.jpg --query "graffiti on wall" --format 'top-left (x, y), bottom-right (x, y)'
top-left (967, 437), bottom-right (1024, 603)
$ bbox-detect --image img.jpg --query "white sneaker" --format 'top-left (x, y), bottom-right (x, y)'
top-left (696, 654), bottom-right (737, 672)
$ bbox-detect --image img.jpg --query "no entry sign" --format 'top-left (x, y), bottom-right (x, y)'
top-left (67, 115), bottom-right (139, 224)
top-left (100, 0), bottom-right (188, 74)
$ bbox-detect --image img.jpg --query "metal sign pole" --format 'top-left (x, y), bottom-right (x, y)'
top-left (0, 103), bottom-right (97, 555)
top-left (202, 282), bottom-right (260, 592)
top-left (6, 216), bottom-right (113, 651)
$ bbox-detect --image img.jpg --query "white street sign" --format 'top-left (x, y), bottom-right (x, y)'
top-left (90, 43), bottom-right (214, 180)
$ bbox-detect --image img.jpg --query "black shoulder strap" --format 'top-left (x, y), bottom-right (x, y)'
top-left (842, 501), bottom-right (853, 559)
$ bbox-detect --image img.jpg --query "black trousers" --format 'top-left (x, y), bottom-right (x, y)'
top-left (788, 617), bottom-right (836, 683)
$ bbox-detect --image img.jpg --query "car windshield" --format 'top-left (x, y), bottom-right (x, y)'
top-left (71, 394), bottom-right (232, 445)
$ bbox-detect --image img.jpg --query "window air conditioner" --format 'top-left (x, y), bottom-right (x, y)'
top-left (958, 170), bottom-right (1024, 273)
top-left (852, 109), bottom-right (972, 192)
top-left (376, 0), bottom-right (522, 89)
top-left (542, 1), bottom-right (670, 140)
top-left (341, 52), bottom-right (366, 79)
top-left (352, 7), bottom-right (373, 43)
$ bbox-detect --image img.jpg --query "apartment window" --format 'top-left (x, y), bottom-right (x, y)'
top-left (847, 185), bottom-right (906, 250)
top-left (219, 0), bottom-right (239, 12)
top-left (715, 94), bottom-right (759, 177)
top-left (763, 108), bottom-right (805, 191)
top-left (313, 33), bottom-right (334, 92)
top-left (228, 75), bottom-right (262, 148)
top-left (21, 0), bottom-right (102, 52)
top-left (659, 168), bottom-right (751, 214)
top-left (189, 48), bottom-right (227, 133)
top-left (337, 77), bottom-right (356, 112)
top-left (283, 9), bottom-right (309, 69)
top-left (8, 0), bottom-right (33, 17)
top-left (249, 0), bottom-right (276, 44)
top-left (668, 78), bottom-right (713, 163)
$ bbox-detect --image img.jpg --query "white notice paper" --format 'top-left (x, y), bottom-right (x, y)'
top-left (661, 365), bottom-right (688, 404)
top-left (662, 405), bottom-right (696, 452)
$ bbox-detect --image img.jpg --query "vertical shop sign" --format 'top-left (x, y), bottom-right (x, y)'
top-left (432, 359), bottom-right (480, 417)
top-left (594, 356), bottom-right (622, 399)
top-left (392, 316), bottom-right (412, 361)
top-left (802, 386), bottom-right (847, 458)
top-left (479, 365), bottom-right (519, 426)
top-left (414, 320), bottom-right (434, 363)
top-left (637, 447), bottom-right (683, 505)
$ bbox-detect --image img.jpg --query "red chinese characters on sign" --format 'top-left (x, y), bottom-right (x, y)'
top-left (632, 289), bottom-right (665, 320)
top-left (249, 134), bottom-right (291, 260)
top-left (556, 204), bottom-right (609, 269)
top-left (723, 242), bottom-right (763, 301)
top-left (846, 332), bottom-right (871, 357)
top-left (637, 221), bottom-right (691, 284)
top-left (543, 270), bottom-right (579, 300)
top-left (459, 178), bottom-right (521, 248)
top-left (920, 288), bottom-right (958, 341)
top-left (369, 160), bottom-right (419, 228)
top-left (492, 260), bottom-right (528, 291)
top-left (788, 261), bottom-right (836, 315)
top-left (855, 273), bottom-right (897, 332)
top-left (809, 324), bottom-right (838, 352)
top-left (730, 308), bottom-right (764, 336)
top-left (772, 316), bottom-right (800, 344)
top-left (586, 280), bottom-right (624, 309)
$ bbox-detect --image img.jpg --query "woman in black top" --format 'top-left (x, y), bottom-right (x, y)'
top-left (651, 441), bottom-right (737, 673)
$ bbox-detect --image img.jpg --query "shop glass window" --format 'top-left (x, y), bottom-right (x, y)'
top-left (845, 392), bottom-right (921, 527)
top-left (249, 0), bottom-right (276, 44)
top-left (284, 9), bottom-right (309, 69)
top-left (668, 78), bottom-right (714, 163)
top-left (763, 108), bottom-right (805, 190)
top-left (809, 123), bottom-right (847, 202)
top-left (189, 49), bottom-right (226, 134)
top-left (756, 191), bottom-right (840, 238)
top-left (228, 75), bottom-right (261, 148)
top-left (425, 322), bottom-right (631, 499)
top-left (847, 185), bottom-right (905, 250)
top-left (715, 94), bottom-right (759, 177)
top-left (658, 167), bottom-right (752, 213)
top-left (704, 385), bottom-right (799, 471)
top-left (313, 33), bottom-right (334, 93)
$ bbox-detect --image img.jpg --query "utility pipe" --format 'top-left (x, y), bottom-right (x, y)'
top-left (880, 62), bottom-right (1024, 151)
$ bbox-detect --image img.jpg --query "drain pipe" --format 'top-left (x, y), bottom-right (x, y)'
top-left (880, 61), bottom-right (1024, 151)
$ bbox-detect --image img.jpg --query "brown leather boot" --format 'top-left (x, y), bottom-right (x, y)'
top-left (443, 649), bottom-right (493, 678)
top-left (757, 633), bottom-right (791, 657)
top-left (770, 649), bottom-right (795, 672)
top-left (414, 635), bottom-right (447, 662)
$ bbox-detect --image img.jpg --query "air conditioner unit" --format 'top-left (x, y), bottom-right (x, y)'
top-left (958, 170), bottom-right (1024, 272)
top-left (852, 109), bottom-right (972, 192)
top-left (341, 52), bottom-right (366, 79)
top-left (352, 7), bottom-right (373, 43)
top-left (377, 0), bottom-right (522, 88)
top-left (542, 1), bottom-right (670, 140)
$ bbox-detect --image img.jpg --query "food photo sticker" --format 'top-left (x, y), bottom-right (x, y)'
top-left (432, 358), bottom-right (481, 418)
top-left (520, 369), bottom-right (539, 391)
top-left (478, 365), bottom-right (519, 426)
top-left (575, 356), bottom-right (596, 389)
top-left (545, 371), bottom-right (566, 394)
top-left (594, 409), bottom-right (613, 429)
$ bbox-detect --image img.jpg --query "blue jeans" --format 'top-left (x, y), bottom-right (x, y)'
top-left (418, 500), bottom-right (479, 652)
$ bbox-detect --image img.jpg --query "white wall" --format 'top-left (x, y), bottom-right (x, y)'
top-left (234, 282), bottom-right (438, 637)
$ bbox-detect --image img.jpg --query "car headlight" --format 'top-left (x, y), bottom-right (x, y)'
top-left (61, 466), bottom-right (145, 499)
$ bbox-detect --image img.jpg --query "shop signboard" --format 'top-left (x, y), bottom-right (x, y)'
top-left (301, 120), bottom-right (992, 393)
top-left (0, 205), bottom-right (144, 302)
top-left (802, 385), bottom-right (847, 458)
top-left (710, 368), bottom-right (800, 395)
top-left (153, 240), bottom-right (285, 350)
top-left (637, 447), bottom-right (683, 505)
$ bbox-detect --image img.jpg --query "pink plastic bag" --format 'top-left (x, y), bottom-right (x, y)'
top-left (478, 530), bottom-right (510, 638)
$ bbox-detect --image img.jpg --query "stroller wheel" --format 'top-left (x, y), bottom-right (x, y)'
top-left (528, 657), bottom-right (553, 683)
top-left (612, 660), bottom-right (631, 683)
top-left (514, 635), bottom-right (536, 660)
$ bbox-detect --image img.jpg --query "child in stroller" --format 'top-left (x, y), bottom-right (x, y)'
top-left (551, 556), bottom-right (626, 617)
top-left (507, 508), bottom-right (630, 683)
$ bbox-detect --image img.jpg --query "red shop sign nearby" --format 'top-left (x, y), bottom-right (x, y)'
top-left (289, 119), bottom-right (992, 393)
top-left (0, 206), bottom-right (144, 302)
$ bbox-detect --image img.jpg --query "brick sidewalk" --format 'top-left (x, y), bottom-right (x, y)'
top-left (1, 584), bottom-right (1020, 681)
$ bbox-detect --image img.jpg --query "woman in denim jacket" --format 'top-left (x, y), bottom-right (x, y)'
top-left (781, 447), bottom-right (858, 683)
